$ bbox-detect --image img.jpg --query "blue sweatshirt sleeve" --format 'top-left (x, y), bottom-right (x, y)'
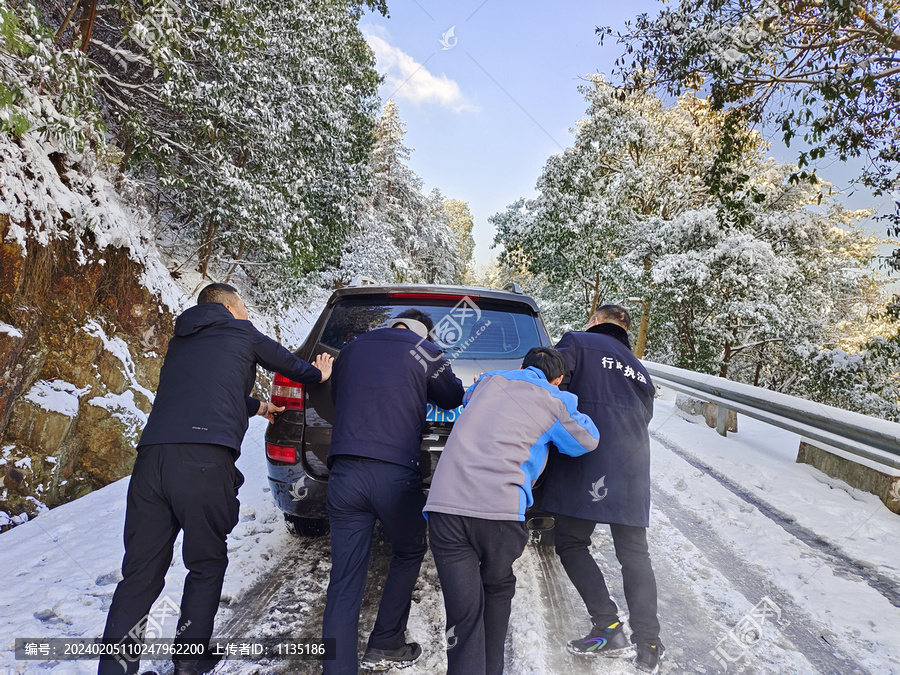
top-left (249, 325), bottom-right (322, 385)
top-left (461, 377), bottom-right (481, 408)
top-left (549, 390), bottom-right (600, 457)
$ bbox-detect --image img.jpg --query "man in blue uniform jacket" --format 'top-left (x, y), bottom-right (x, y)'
top-left (323, 309), bottom-right (465, 674)
top-left (539, 304), bottom-right (664, 674)
top-left (100, 283), bottom-right (332, 675)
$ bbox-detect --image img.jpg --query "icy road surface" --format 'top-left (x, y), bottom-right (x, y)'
top-left (1, 388), bottom-right (898, 674)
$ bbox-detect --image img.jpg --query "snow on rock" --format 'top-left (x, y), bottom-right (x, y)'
top-left (0, 134), bottom-right (187, 316)
top-left (0, 321), bottom-right (24, 338)
top-left (23, 380), bottom-right (91, 418)
top-left (87, 391), bottom-right (148, 436)
top-left (0, 417), bottom-right (291, 674)
top-left (83, 320), bottom-right (155, 403)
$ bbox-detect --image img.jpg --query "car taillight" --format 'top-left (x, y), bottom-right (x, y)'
top-left (271, 373), bottom-right (304, 410)
top-left (266, 443), bottom-right (297, 464)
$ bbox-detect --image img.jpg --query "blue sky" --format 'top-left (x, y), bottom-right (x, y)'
top-left (361, 0), bottom-right (894, 268)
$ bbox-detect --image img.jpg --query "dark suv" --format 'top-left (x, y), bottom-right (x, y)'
top-left (264, 282), bottom-right (552, 536)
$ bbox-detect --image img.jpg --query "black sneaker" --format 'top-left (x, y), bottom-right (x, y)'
top-left (634, 642), bottom-right (664, 673)
top-left (567, 620), bottom-right (631, 656)
top-left (360, 642), bottom-right (422, 671)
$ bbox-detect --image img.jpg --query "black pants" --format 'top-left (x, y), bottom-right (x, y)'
top-left (322, 456), bottom-right (428, 675)
top-left (99, 443), bottom-right (242, 675)
top-left (552, 513), bottom-right (660, 645)
top-left (428, 512), bottom-right (530, 675)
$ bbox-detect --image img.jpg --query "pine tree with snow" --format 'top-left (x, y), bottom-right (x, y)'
top-left (330, 100), bottom-right (463, 287)
top-left (492, 75), bottom-right (897, 416)
top-left (444, 198), bottom-right (476, 283)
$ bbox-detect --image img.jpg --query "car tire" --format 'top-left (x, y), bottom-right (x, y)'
top-left (530, 526), bottom-right (556, 547)
top-left (284, 514), bottom-right (329, 538)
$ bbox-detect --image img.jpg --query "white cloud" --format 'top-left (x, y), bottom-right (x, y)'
top-left (363, 28), bottom-right (478, 114)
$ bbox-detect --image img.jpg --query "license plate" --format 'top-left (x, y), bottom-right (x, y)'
top-left (425, 401), bottom-right (463, 423)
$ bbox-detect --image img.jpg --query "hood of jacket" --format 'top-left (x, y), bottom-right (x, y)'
top-left (174, 303), bottom-right (237, 338)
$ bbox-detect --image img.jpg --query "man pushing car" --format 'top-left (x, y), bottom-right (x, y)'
top-left (424, 347), bottom-right (600, 674)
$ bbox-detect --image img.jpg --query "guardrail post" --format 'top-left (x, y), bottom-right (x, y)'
top-left (716, 405), bottom-right (729, 437)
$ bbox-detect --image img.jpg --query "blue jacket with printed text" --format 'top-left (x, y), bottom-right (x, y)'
top-left (538, 323), bottom-right (655, 527)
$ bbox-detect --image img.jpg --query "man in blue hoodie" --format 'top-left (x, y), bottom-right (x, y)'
top-left (323, 309), bottom-right (465, 674)
top-left (100, 283), bottom-right (332, 675)
top-left (424, 347), bottom-right (600, 675)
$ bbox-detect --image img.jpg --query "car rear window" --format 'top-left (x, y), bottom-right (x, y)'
top-left (319, 296), bottom-right (542, 359)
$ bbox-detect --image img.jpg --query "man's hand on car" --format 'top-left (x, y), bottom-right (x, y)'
top-left (264, 402), bottom-right (285, 423)
top-left (316, 352), bottom-right (335, 382)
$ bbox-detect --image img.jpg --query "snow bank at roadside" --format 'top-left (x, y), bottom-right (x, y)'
top-left (0, 417), bottom-right (293, 674)
top-left (650, 388), bottom-right (900, 674)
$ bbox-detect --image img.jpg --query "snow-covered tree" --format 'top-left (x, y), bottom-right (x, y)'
top-left (329, 100), bottom-right (463, 287)
top-left (615, 0), bottom-right (900, 267)
top-left (492, 76), bottom-right (732, 352)
top-left (444, 198), bottom-right (476, 283)
top-left (19, 0), bottom-right (386, 308)
top-left (492, 76), bottom-right (897, 416)
top-left (640, 175), bottom-right (878, 379)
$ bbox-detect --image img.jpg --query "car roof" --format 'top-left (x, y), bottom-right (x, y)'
top-left (327, 284), bottom-right (541, 313)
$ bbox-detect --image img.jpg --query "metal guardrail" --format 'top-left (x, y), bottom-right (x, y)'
top-left (643, 361), bottom-right (900, 471)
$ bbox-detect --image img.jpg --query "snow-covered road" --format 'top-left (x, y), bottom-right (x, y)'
top-left (2, 389), bottom-right (899, 674)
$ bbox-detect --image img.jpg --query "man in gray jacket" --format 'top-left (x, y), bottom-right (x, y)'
top-left (424, 347), bottom-right (600, 675)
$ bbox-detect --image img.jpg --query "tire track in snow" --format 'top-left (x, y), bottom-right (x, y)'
top-left (528, 543), bottom-right (625, 675)
top-left (216, 535), bottom-right (331, 675)
top-left (650, 432), bottom-right (871, 675)
top-left (651, 429), bottom-right (900, 610)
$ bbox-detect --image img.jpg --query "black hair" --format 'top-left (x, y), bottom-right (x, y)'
top-left (395, 308), bottom-right (434, 334)
top-left (198, 283), bottom-right (240, 306)
top-left (522, 347), bottom-right (566, 382)
top-left (593, 304), bottom-right (632, 330)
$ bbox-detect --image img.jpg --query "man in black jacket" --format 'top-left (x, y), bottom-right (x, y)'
top-left (99, 283), bottom-right (332, 675)
top-left (323, 309), bottom-right (465, 674)
top-left (539, 305), bottom-right (664, 674)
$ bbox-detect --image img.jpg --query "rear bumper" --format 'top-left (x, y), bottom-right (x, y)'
top-left (267, 462), bottom-right (329, 519)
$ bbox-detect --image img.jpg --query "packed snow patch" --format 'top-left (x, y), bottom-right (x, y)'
top-left (24, 380), bottom-right (91, 418)
top-left (83, 319), bottom-right (155, 404)
top-left (0, 321), bottom-right (24, 338)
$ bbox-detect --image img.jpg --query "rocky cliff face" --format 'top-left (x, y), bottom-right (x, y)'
top-left (0, 212), bottom-right (173, 530)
